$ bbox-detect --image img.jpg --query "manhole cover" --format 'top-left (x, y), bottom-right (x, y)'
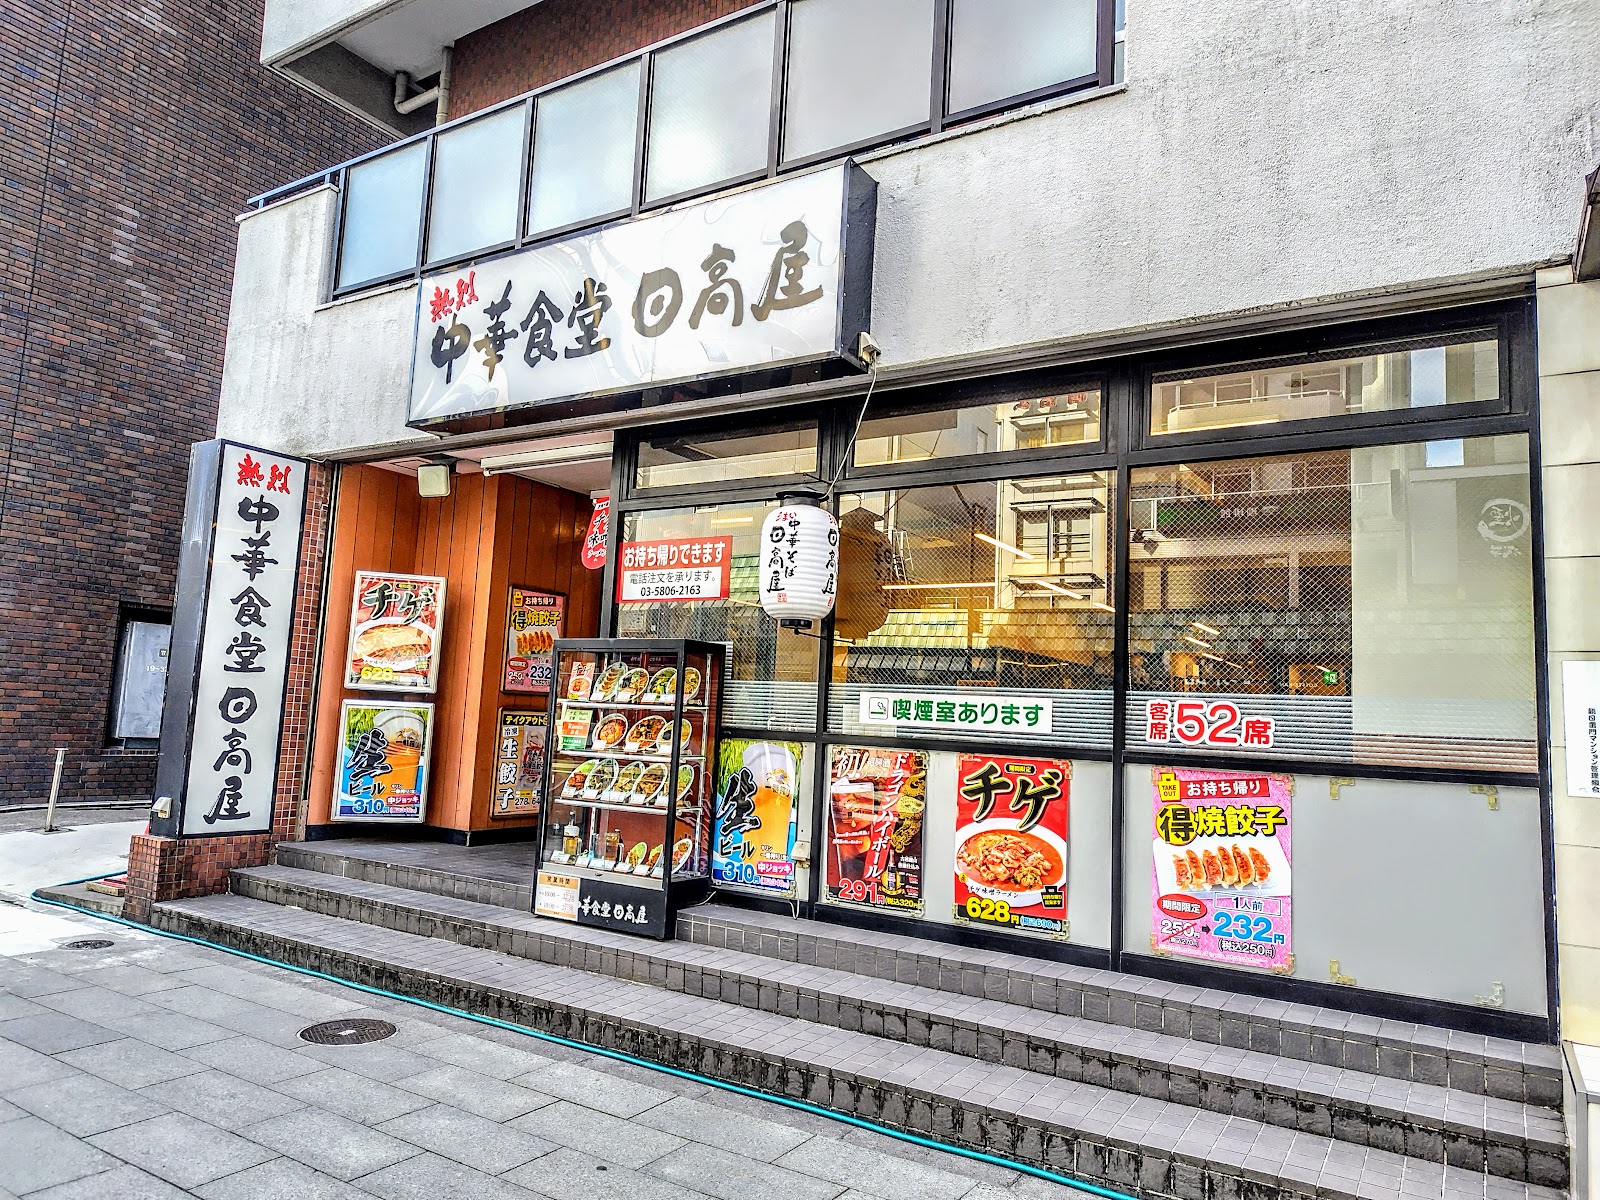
top-left (298, 1019), bottom-right (397, 1045)
top-left (63, 938), bottom-right (114, 950)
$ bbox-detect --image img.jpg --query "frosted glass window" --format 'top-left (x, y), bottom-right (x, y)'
top-left (947, 0), bottom-right (1098, 115)
top-left (426, 105), bottom-right (526, 264)
top-left (782, 0), bottom-right (935, 162)
top-left (528, 62), bottom-right (641, 237)
top-left (337, 142), bottom-right (427, 289)
top-left (645, 11), bottom-right (776, 203)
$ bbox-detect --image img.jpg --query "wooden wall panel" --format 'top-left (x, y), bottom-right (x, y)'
top-left (307, 465), bottom-right (604, 838)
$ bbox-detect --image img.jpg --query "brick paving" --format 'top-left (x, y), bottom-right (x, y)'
top-left (0, 916), bottom-right (1090, 1200)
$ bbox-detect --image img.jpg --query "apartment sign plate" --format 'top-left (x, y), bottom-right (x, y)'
top-left (408, 164), bottom-right (875, 427)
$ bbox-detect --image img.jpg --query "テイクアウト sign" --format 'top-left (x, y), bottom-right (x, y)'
top-left (408, 164), bottom-right (875, 427)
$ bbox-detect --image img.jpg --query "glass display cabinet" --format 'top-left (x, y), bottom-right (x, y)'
top-left (534, 639), bottom-right (722, 938)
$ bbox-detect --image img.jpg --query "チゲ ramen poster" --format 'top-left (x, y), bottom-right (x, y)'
top-left (503, 588), bottom-right (563, 693)
top-left (1150, 767), bottom-right (1293, 972)
top-left (712, 739), bottom-right (802, 897)
top-left (333, 701), bottom-right (434, 822)
top-left (825, 746), bottom-right (927, 914)
top-left (344, 571), bottom-right (446, 693)
top-left (953, 755), bottom-right (1071, 938)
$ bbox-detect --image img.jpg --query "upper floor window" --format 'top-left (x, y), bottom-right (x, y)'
top-left (323, 0), bottom-right (1121, 298)
top-left (1150, 334), bottom-right (1501, 439)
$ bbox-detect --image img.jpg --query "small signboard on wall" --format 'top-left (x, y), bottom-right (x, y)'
top-left (490, 710), bottom-right (547, 819)
top-left (824, 746), bottom-right (927, 915)
top-left (503, 588), bottom-right (563, 693)
top-left (712, 739), bottom-right (801, 897)
top-left (344, 572), bottom-right (445, 693)
top-left (1563, 661), bottom-right (1600, 798)
top-left (1149, 766), bottom-right (1293, 973)
top-left (616, 537), bottom-right (733, 603)
top-left (332, 700), bottom-right (434, 823)
top-left (952, 755), bottom-right (1071, 938)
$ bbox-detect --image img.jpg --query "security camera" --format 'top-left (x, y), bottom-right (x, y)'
top-left (855, 331), bottom-right (882, 366)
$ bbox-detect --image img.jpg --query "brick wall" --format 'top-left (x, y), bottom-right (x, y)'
top-left (450, 0), bottom-right (760, 117)
top-left (0, 1), bottom-right (382, 806)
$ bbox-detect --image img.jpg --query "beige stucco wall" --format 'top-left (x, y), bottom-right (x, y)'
top-left (1539, 266), bottom-right (1600, 1046)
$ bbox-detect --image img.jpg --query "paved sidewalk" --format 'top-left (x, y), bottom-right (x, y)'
top-left (0, 902), bottom-right (1091, 1198)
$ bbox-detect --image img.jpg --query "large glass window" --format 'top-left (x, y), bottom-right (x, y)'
top-left (1126, 436), bottom-right (1536, 771)
top-left (1150, 335), bottom-right (1500, 438)
top-left (946, 0), bottom-right (1098, 116)
top-left (426, 105), bottom-right (527, 264)
top-left (617, 502), bottom-right (818, 731)
top-left (830, 471), bottom-right (1116, 748)
top-left (336, 143), bottom-right (427, 290)
top-left (854, 386), bottom-right (1101, 468)
top-left (635, 425), bottom-right (818, 490)
top-left (527, 63), bottom-right (641, 237)
top-left (645, 11), bottom-right (777, 203)
top-left (782, 0), bottom-right (936, 162)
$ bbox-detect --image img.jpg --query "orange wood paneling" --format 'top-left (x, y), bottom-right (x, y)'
top-left (308, 466), bottom-right (603, 836)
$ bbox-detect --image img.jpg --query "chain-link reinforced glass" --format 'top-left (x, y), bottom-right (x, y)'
top-left (1125, 436), bottom-right (1535, 771)
top-left (830, 471), bottom-right (1116, 748)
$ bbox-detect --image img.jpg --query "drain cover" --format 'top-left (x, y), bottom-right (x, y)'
top-left (298, 1019), bottom-right (397, 1046)
top-left (63, 938), bottom-right (114, 950)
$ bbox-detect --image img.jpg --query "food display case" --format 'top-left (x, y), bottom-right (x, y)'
top-left (533, 639), bottom-right (721, 939)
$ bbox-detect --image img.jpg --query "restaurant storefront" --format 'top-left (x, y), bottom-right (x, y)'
top-left (149, 274), bottom-right (1549, 1039)
top-left (580, 297), bottom-right (1548, 1037)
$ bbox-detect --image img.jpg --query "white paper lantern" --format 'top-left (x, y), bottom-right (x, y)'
top-left (759, 500), bottom-right (839, 626)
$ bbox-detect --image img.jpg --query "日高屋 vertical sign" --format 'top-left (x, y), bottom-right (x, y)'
top-left (156, 441), bottom-right (307, 838)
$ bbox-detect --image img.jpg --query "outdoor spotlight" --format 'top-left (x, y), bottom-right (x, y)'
top-left (417, 457), bottom-right (455, 498)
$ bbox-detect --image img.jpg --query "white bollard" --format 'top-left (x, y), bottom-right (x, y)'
top-left (44, 748), bottom-right (66, 833)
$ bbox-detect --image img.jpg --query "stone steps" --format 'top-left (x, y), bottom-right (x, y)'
top-left (276, 840), bottom-right (1564, 1106)
top-left (228, 861), bottom-right (1565, 1185)
top-left (150, 890), bottom-right (1566, 1200)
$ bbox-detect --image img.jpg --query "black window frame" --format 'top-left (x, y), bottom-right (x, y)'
top-left (302, 0), bottom-right (1121, 301)
top-left (1135, 304), bottom-right (1526, 453)
top-left (601, 295), bottom-right (1554, 1040)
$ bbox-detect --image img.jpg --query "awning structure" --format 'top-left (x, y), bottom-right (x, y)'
top-left (1578, 162), bottom-right (1600, 280)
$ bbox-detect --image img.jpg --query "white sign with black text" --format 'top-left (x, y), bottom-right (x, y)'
top-left (1563, 660), bottom-right (1600, 798)
top-left (409, 164), bottom-right (873, 425)
top-left (181, 443), bottom-right (307, 836)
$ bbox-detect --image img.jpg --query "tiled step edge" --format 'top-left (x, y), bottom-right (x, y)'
top-left (677, 905), bottom-right (1564, 1108)
top-left (276, 841), bottom-right (532, 910)
top-left (152, 893), bottom-right (1563, 1200)
top-left (230, 863), bottom-right (1566, 1186)
top-left (271, 842), bottom-right (1563, 1109)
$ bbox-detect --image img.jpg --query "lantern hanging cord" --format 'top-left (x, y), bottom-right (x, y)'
top-left (826, 361), bottom-right (878, 499)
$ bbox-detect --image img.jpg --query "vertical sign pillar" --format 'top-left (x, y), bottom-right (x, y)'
top-left (150, 440), bottom-right (309, 838)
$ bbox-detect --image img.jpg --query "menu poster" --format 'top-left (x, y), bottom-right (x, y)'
top-left (345, 571), bottom-right (446, 693)
top-left (953, 755), bottom-right (1070, 938)
top-left (712, 739), bottom-right (802, 896)
top-left (1150, 767), bottom-right (1293, 972)
top-left (503, 588), bottom-right (563, 693)
top-left (333, 701), bottom-right (434, 823)
top-left (491, 710), bottom-right (547, 819)
top-left (825, 746), bottom-right (927, 914)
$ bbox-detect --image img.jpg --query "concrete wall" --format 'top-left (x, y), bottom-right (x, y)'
top-left (218, 0), bottom-right (1600, 458)
top-left (261, 0), bottom-right (397, 64)
top-left (215, 187), bottom-right (425, 458)
top-left (1539, 266), bottom-right (1600, 1045)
